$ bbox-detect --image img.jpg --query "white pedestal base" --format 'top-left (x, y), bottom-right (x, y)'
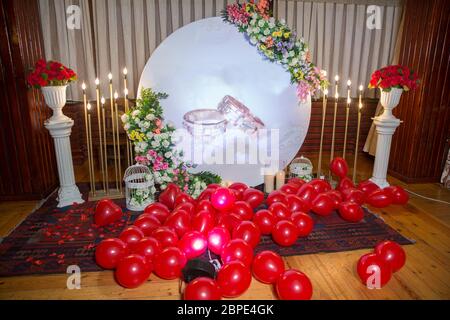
top-left (45, 119), bottom-right (84, 208)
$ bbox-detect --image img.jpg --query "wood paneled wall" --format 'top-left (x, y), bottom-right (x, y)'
top-left (389, 0), bottom-right (450, 183)
top-left (0, 0), bottom-right (58, 201)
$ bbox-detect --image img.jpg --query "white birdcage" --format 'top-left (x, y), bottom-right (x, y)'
top-left (289, 156), bottom-right (314, 182)
top-left (123, 164), bottom-right (155, 211)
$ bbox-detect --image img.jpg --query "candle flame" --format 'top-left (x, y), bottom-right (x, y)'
top-left (108, 73), bottom-right (113, 80)
top-left (101, 97), bottom-right (105, 104)
top-left (335, 75), bottom-right (339, 82)
top-left (114, 92), bottom-right (119, 99)
top-left (347, 80), bottom-right (351, 87)
top-left (124, 88), bottom-right (129, 95)
top-left (123, 68), bottom-right (128, 75)
top-left (347, 97), bottom-right (351, 104)
top-left (359, 84), bottom-right (364, 91)
top-left (95, 78), bottom-right (100, 85)
top-left (87, 103), bottom-right (92, 111)
top-left (81, 82), bottom-right (86, 90)
top-left (359, 102), bottom-right (363, 109)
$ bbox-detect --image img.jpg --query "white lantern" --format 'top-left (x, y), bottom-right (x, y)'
top-left (123, 164), bottom-right (155, 211)
top-left (289, 156), bottom-right (313, 182)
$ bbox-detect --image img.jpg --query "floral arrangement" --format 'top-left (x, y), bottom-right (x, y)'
top-left (27, 59), bottom-right (77, 89)
top-left (369, 65), bottom-right (419, 92)
top-left (222, 0), bottom-right (328, 102)
top-left (122, 88), bottom-right (221, 201)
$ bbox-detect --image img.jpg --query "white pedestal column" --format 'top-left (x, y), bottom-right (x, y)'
top-left (45, 119), bottom-right (84, 207)
top-left (370, 117), bottom-right (400, 188)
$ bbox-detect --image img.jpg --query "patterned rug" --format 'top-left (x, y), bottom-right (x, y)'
top-left (0, 186), bottom-right (414, 277)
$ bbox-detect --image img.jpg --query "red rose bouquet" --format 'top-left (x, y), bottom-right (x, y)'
top-left (27, 59), bottom-right (77, 89)
top-left (369, 65), bottom-right (419, 92)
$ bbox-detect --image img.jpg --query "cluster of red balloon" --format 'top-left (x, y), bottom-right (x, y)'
top-left (357, 240), bottom-right (406, 288)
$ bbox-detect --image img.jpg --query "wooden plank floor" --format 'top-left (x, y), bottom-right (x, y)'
top-left (0, 155), bottom-right (449, 299)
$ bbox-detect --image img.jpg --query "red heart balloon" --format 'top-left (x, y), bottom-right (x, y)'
top-left (252, 251), bottom-right (285, 284)
top-left (285, 194), bottom-right (311, 213)
top-left (337, 177), bottom-right (355, 192)
top-left (143, 202), bottom-right (171, 224)
top-left (272, 220), bottom-right (298, 247)
top-left (197, 188), bottom-right (215, 202)
top-left (211, 187), bottom-right (236, 211)
top-left (217, 261), bottom-right (252, 298)
top-left (232, 221), bottom-right (261, 248)
top-left (357, 253), bottom-right (392, 288)
top-left (290, 212), bottom-right (314, 237)
top-left (366, 189), bottom-right (393, 208)
top-left (191, 210), bottom-right (215, 235)
top-left (164, 209), bottom-right (191, 238)
top-left (243, 188), bottom-right (264, 209)
top-left (330, 157), bottom-right (348, 178)
top-left (115, 254), bottom-right (151, 288)
top-left (221, 239), bottom-right (253, 267)
top-left (228, 182), bottom-right (248, 201)
top-left (342, 188), bottom-right (365, 205)
top-left (266, 190), bottom-right (287, 206)
top-left (311, 193), bottom-right (334, 216)
top-left (230, 201), bottom-right (254, 220)
top-left (133, 214), bottom-right (161, 236)
top-left (252, 209), bottom-right (277, 235)
top-left (95, 238), bottom-right (129, 269)
top-left (151, 226), bottom-right (179, 248)
top-left (296, 184), bottom-right (318, 206)
top-left (174, 193), bottom-right (196, 207)
top-left (325, 190), bottom-right (343, 209)
top-left (216, 212), bottom-right (243, 233)
top-left (119, 226), bottom-right (144, 249)
top-left (276, 269), bottom-right (313, 300)
top-left (280, 183), bottom-right (300, 194)
top-left (153, 247), bottom-right (187, 280)
top-left (94, 199), bottom-right (122, 227)
top-left (207, 183), bottom-right (221, 189)
top-left (384, 186), bottom-right (409, 205)
top-left (288, 177), bottom-right (306, 187)
top-left (195, 200), bottom-right (216, 215)
top-left (269, 202), bottom-right (292, 221)
top-left (309, 179), bottom-right (332, 193)
top-left (357, 180), bottom-right (380, 197)
top-left (132, 237), bottom-right (161, 265)
top-left (338, 201), bottom-right (364, 222)
top-left (184, 277), bottom-right (222, 300)
top-left (174, 202), bottom-right (195, 216)
top-left (374, 240), bottom-right (406, 272)
top-left (178, 231), bottom-right (207, 260)
top-left (158, 183), bottom-right (181, 210)
top-left (207, 226), bottom-right (231, 255)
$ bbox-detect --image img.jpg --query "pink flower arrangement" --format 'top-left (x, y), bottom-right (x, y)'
top-left (369, 65), bottom-right (419, 91)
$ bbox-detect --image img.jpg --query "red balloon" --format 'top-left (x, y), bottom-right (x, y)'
top-left (337, 177), bottom-right (355, 192)
top-left (95, 238), bottom-right (128, 269)
top-left (357, 180), bottom-right (380, 197)
top-left (115, 254), bottom-right (151, 288)
top-left (94, 199), bottom-right (122, 227)
top-left (384, 186), bottom-right (409, 205)
top-left (230, 201), bottom-right (254, 220)
top-left (164, 209), bottom-right (191, 238)
top-left (175, 193), bottom-right (196, 207)
top-left (366, 189), bottom-right (393, 208)
top-left (280, 183), bottom-right (300, 194)
top-left (221, 239), bottom-right (253, 267)
top-left (288, 177), bottom-right (306, 187)
top-left (119, 226), bottom-right (144, 249)
top-left (211, 187), bottom-right (236, 211)
top-left (252, 251), bottom-right (285, 284)
top-left (276, 269), bottom-right (313, 300)
top-left (269, 202), bottom-right (292, 221)
top-left (338, 201), bottom-right (364, 222)
top-left (285, 194), bottom-right (311, 213)
top-left (253, 209), bottom-right (277, 235)
top-left (158, 183), bottom-right (181, 210)
top-left (357, 253), bottom-right (392, 288)
top-left (242, 188), bottom-right (264, 209)
top-left (266, 191), bottom-right (287, 206)
top-left (296, 184), bottom-right (318, 205)
top-left (272, 220), bottom-right (298, 247)
top-left (374, 240), bottom-right (406, 272)
top-left (232, 221), bottom-right (261, 248)
top-left (195, 200), bottom-right (216, 215)
top-left (178, 231), bottom-right (207, 260)
top-left (207, 226), bottom-right (231, 255)
top-left (191, 210), bottom-right (215, 235)
top-left (291, 212), bottom-right (314, 237)
top-left (132, 237), bottom-right (161, 265)
top-left (197, 188), bottom-right (215, 202)
top-left (216, 212), bottom-right (243, 233)
top-left (309, 179), bottom-right (332, 193)
top-left (133, 214), bottom-right (161, 236)
top-left (174, 202), bottom-right (195, 216)
top-left (325, 190), bottom-right (343, 209)
top-left (311, 193), bottom-right (334, 216)
top-left (330, 157), bottom-right (348, 178)
top-left (216, 261), bottom-right (252, 298)
top-left (342, 188), bottom-right (365, 205)
top-left (144, 202), bottom-right (171, 224)
top-left (228, 182), bottom-right (248, 201)
top-left (207, 183), bottom-right (221, 190)
top-left (153, 247), bottom-right (187, 280)
top-left (151, 226), bottom-right (179, 248)
top-left (184, 277), bottom-right (222, 300)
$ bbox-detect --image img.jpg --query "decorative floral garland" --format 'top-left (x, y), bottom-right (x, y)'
top-left (122, 88), bottom-right (221, 203)
top-left (222, 0), bottom-right (328, 101)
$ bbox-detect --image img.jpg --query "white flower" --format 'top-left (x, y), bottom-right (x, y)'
top-left (263, 28), bottom-right (270, 36)
top-left (280, 18), bottom-right (286, 25)
top-left (132, 110), bottom-right (140, 117)
top-left (250, 37), bottom-right (258, 45)
top-left (124, 123), bottom-right (130, 130)
top-left (258, 19), bottom-right (265, 27)
top-left (162, 140), bottom-right (169, 148)
top-left (150, 186), bottom-right (156, 194)
top-left (146, 113), bottom-right (155, 121)
top-left (146, 132), bottom-right (154, 139)
top-left (165, 151), bottom-right (172, 158)
top-left (121, 114), bottom-right (129, 123)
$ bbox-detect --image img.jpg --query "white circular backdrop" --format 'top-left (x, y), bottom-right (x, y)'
top-left (138, 17), bottom-right (311, 186)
